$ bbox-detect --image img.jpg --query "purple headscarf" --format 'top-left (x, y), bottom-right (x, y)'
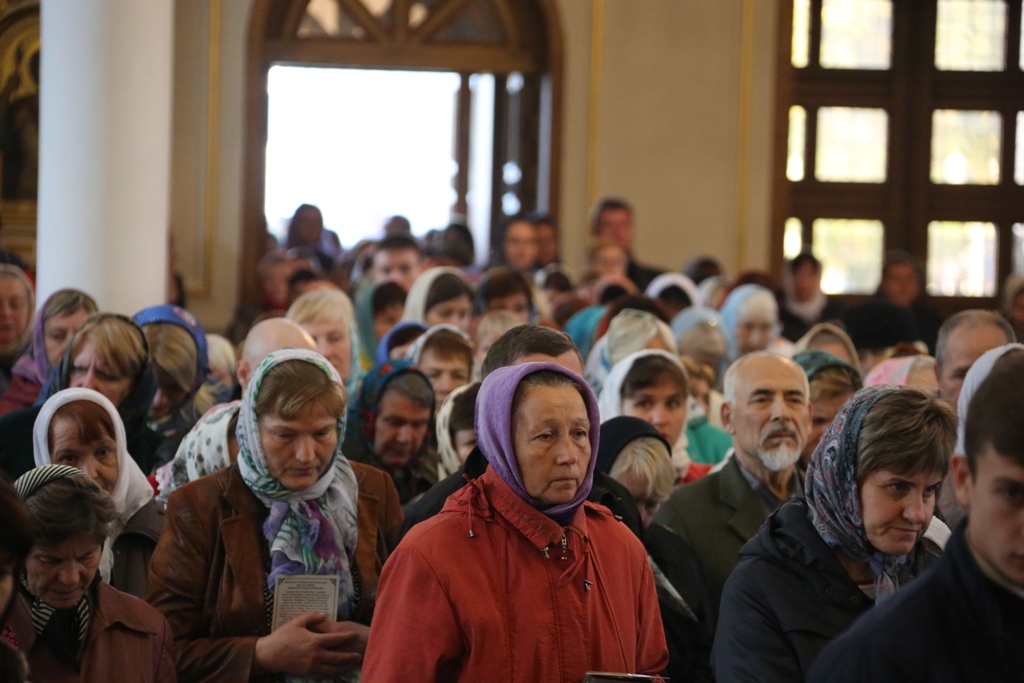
top-left (475, 362), bottom-right (601, 525)
top-left (12, 289), bottom-right (94, 387)
top-left (805, 384), bottom-right (906, 603)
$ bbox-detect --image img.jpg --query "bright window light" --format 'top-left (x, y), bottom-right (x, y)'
top-left (265, 66), bottom-right (462, 246)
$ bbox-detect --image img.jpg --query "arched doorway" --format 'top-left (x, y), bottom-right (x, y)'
top-left (241, 0), bottom-right (563, 304)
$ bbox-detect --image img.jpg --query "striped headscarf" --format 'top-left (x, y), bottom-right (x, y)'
top-left (15, 465), bottom-right (97, 663)
top-left (805, 385), bottom-right (905, 603)
top-left (235, 349), bottom-right (360, 632)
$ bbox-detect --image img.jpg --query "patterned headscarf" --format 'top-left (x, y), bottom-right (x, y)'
top-left (863, 356), bottom-right (918, 387)
top-left (476, 362), bottom-right (600, 525)
top-left (805, 384), bottom-right (906, 603)
top-left (236, 349), bottom-right (360, 631)
top-left (15, 465), bottom-right (98, 664)
top-left (32, 388), bottom-right (154, 583)
top-left (155, 400), bottom-right (241, 503)
top-left (348, 360), bottom-right (434, 451)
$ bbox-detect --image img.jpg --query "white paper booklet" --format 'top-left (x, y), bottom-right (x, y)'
top-left (271, 574), bottom-right (339, 631)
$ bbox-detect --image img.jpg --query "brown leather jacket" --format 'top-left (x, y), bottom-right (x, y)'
top-left (7, 582), bottom-right (176, 683)
top-left (145, 462), bottom-right (402, 683)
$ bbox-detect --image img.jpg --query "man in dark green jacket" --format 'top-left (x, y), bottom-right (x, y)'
top-left (654, 352), bottom-right (811, 619)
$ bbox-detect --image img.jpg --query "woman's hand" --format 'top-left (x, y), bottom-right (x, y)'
top-left (252, 612), bottom-right (363, 677)
top-left (311, 620), bottom-right (371, 656)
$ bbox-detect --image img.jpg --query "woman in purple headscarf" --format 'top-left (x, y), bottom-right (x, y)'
top-left (712, 385), bottom-right (956, 682)
top-left (0, 288), bottom-right (97, 416)
top-left (364, 361), bottom-right (668, 683)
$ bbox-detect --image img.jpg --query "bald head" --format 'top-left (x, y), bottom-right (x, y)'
top-left (237, 318), bottom-right (316, 389)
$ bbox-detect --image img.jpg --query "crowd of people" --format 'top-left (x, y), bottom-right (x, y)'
top-left (0, 196), bottom-right (1022, 682)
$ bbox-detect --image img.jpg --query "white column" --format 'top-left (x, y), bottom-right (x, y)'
top-left (36, 0), bottom-right (173, 315)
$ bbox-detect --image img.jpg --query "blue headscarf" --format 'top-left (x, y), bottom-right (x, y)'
top-left (375, 321), bottom-right (427, 365)
top-left (564, 305), bottom-right (607, 361)
top-left (806, 384), bottom-right (907, 603)
top-left (132, 304), bottom-right (209, 393)
top-left (718, 284), bottom-right (779, 361)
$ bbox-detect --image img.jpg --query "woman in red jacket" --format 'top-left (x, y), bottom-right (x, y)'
top-left (363, 361), bottom-right (668, 682)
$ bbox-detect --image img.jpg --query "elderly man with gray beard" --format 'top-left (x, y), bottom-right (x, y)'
top-left (655, 352), bottom-right (811, 624)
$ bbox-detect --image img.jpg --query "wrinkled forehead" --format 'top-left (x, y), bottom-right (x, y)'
top-left (735, 356), bottom-right (808, 398)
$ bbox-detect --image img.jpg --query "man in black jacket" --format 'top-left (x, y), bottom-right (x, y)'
top-left (809, 352), bottom-right (1024, 683)
top-left (400, 324), bottom-right (644, 539)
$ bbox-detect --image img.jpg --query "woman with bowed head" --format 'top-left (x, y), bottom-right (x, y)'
top-left (287, 288), bottom-right (363, 399)
top-left (134, 305), bottom-right (228, 458)
top-left (712, 386), bottom-right (955, 682)
top-left (0, 313), bottom-right (161, 480)
top-left (596, 415), bottom-right (715, 683)
top-left (146, 349), bottom-right (401, 683)
top-left (0, 288), bottom-right (97, 416)
top-left (363, 362), bottom-right (667, 682)
top-left (32, 388), bottom-right (163, 597)
top-left (7, 465), bottom-right (175, 682)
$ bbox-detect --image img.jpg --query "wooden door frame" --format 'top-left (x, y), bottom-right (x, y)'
top-left (239, 0), bottom-right (564, 305)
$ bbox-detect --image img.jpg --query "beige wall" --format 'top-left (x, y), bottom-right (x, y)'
top-left (169, 0), bottom-right (779, 330)
top-left (557, 0), bottom-right (779, 278)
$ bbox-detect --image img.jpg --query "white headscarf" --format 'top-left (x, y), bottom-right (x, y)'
top-left (956, 343), bottom-right (1024, 454)
top-left (33, 388), bottom-right (154, 583)
top-left (598, 349), bottom-right (693, 478)
top-left (645, 272), bottom-right (701, 311)
top-left (434, 382), bottom-right (478, 480)
top-left (403, 323), bottom-right (473, 364)
top-left (401, 266), bottom-right (466, 324)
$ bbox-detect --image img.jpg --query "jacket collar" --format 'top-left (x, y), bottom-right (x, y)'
top-left (719, 457), bottom-right (771, 543)
top-left (463, 469), bottom-right (589, 551)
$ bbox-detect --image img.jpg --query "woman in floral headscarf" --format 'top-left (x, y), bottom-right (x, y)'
top-left (146, 349), bottom-right (402, 683)
top-left (712, 386), bottom-right (955, 682)
top-left (363, 362), bottom-right (667, 682)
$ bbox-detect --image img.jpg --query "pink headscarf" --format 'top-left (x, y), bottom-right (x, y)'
top-left (863, 356), bottom-right (918, 387)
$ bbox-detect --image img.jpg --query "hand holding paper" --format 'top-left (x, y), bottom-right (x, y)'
top-left (252, 612), bottom-right (362, 677)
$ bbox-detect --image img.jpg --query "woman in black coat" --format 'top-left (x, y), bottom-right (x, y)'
top-left (712, 386), bottom-right (956, 682)
top-left (598, 416), bottom-right (715, 683)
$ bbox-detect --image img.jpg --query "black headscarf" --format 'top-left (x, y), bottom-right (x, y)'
top-left (596, 416), bottom-right (672, 475)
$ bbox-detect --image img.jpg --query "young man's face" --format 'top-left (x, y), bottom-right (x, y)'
top-left (372, 248), bottom-right (421, 292)
top-left (954, 448), bottom-right (1024, 589)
